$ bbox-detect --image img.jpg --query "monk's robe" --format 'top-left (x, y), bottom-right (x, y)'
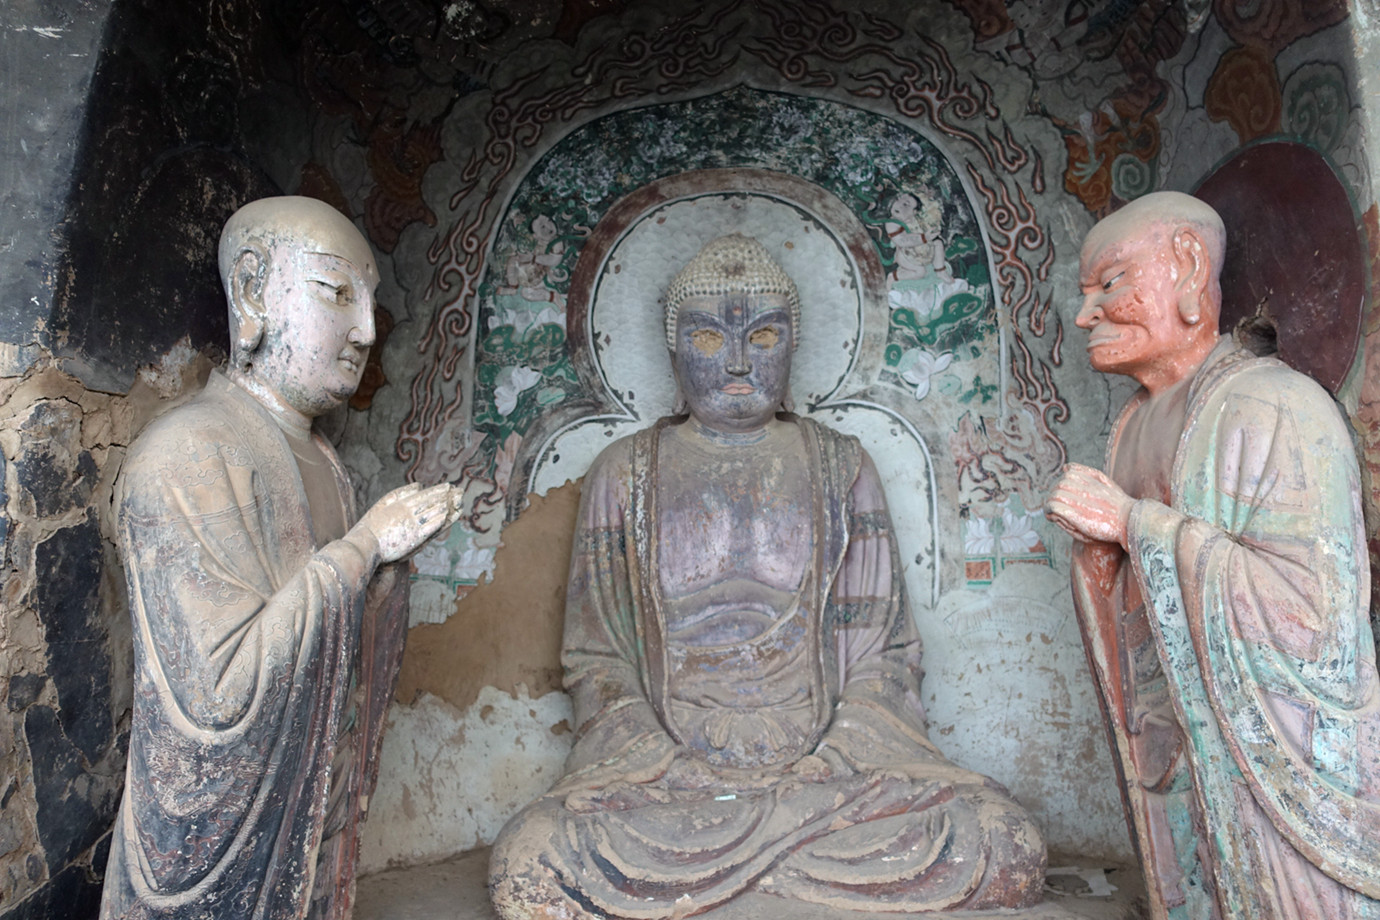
top-left (102, 371), bottom-right (408, 920)
top-left (490, 417), bottom-right (1044, 918)
top-left (1072, 342), bottom-right (1380, 919)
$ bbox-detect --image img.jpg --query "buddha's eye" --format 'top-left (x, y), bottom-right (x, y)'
top-left (313, 280), bottom-right (347, 304)
top-left (1102, 272), bottom-right (1124, 292)
top-left (748, 326), bottom-right (779, 348)
top-left (691, 329), bottom-right (724, 355)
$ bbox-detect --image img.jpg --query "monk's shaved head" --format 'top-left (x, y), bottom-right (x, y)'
top-left (1086, 191), bottom-right (1226, 282)
top-left (219, 197), bottom-right (378, 368)
top-left (219, 196), bottom-right (374, 291)
top-left (1075, 190), bottom-right (1224, 392)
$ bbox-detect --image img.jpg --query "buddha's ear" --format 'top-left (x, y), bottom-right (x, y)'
top-left (1171, 226), bottom-right (1210, 326)
top-left (671, 383), bottom-right (689, 416)
top-left (229, 245), bottom-right (268, 365)
top-left (779, 386), bottom-right (795, 415)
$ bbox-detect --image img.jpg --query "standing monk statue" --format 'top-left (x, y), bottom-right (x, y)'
top-left (489, 234), bottom-right (1046, 919)
top-left (1046, 191), bottom-right (1380, 918)
top-left (101, 197), bottom-right (455, 920)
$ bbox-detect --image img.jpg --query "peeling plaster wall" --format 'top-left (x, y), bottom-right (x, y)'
top-left (0, 357), bottom-right (215, 917)
top-left (0, 0), bottom-right (316, 914)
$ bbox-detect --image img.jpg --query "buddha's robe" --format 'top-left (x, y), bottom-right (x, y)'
top-left (490, 417), bottom-right (1044, 919)
top-left (101, 371), bottom-right (407, 920)
top-left (1072, 342), bottom-right (1380, 919)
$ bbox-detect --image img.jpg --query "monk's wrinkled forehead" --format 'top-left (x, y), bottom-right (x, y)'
top-left (220, 196), bottom-right (377, 284)
top-left (1080, 209), bottom-right (1169, 274)
top-left (1080, 190), bottom-right (1225, 275)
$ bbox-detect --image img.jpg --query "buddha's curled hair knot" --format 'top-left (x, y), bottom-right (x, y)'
top-left (664, 234), bottom-right (801, 350)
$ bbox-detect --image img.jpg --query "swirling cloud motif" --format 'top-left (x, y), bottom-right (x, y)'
top-left (495, 366), bottom-right (542, 416)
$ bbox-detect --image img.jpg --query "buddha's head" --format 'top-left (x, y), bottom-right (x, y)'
top-left (219, 196), bottom-right (380, 418)
top-left (664, 234), bottom-right (800, 432)
top-left (1076, 191), bottom-right (1223, 392)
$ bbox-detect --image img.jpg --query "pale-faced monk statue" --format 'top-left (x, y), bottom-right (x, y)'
top-left (489, 234), bottom-right (1046, 918)
top-left (1046, 191), bottom-right (1380, 918)
top-left (101, 197), bottom-right (455, 920)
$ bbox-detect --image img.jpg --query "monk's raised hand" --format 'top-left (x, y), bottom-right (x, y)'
top-left (445, 482), bottom-right (468, 526)
top-left (353, 481), bottom-right (455, 562)
top-left (1044, 463), bottom-right (1134, 548)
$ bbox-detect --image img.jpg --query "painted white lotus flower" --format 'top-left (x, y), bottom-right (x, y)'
top-left (531, 305), bottom-right (566, 331)
top-left (452, 546), bottom-right (496, 582)
top-left (489, 304), bottom-right (568, 336)
top-left (495, 366), bottom-right (542, 416)
top-left (889, 278), bottom-right (973, 320)
top-left (411, 540), bottom-right (452, 578)
top-left (899, 349), bottom-right (953, 400)
top-left (964, 515), bottom-right (995, 555)
top-left (888, 287), bottom-right (935, 316)
top-left (1000, 507), bottom-right (1043, 554)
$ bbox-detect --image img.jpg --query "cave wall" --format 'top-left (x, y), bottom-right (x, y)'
top-left (330, 0), bottom-right (1378, 874)
top-left (2, 0), bottom-right (1378, 915)
top-left (0, 0), bottom-right (314, 913)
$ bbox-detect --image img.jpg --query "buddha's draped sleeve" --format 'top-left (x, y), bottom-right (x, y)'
top-left (105, 377), bottom-right (385, 919)
top-left (815, 451), bottom-right (948, 772)
top-left (1128, 360), bottom-right (1380, 901)
top-left (561, 438), bottom-right (676, 781)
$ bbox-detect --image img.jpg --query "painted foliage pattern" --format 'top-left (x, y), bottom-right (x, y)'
top-left (272, 1), bottom-right (1373, 596)
top-left (397, 0), bottom-right (1066, 596)
top-left (475, 90), bottom-right (996, 442)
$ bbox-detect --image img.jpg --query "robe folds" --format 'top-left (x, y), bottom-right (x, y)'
top-left (102, 371), bottom-right (408, 920)
top-left (1072, 342), bottom-right (1380, 919)
top-left (489, 417), bottom-right (1045, 918)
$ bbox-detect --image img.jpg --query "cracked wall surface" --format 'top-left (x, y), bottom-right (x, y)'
top-left (0, 0), bottom-right (313, 913)
top-left (0, 355), bottom-right (214, 916)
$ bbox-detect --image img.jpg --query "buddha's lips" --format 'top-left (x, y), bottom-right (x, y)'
top-left (721, 383), bottom-right (755, 395)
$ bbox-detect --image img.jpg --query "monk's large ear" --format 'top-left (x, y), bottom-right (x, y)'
top-left (1171, 226), bottom-right (1210, 326)
top-left (229, 246), bottom-right (268, 366)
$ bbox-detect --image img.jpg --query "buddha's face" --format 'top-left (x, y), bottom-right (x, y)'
top-left (673, 292), bottom-right (793, 432)
top-left (252, 227), bottom-right (380, 418)
top-left (1076, 222), bottom-right (1189, 381)
top-left (891, 193), bottom-right (918, 224)
top-left (532, 214), bottom-right (557, 244)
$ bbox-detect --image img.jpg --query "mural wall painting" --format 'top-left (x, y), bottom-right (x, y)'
top-left (285, 0), bottom-right (1376, 874)
top-left (368, 1), bottom-right (1129, 864)
top-left (399, 25), bottom-right (1069, 610)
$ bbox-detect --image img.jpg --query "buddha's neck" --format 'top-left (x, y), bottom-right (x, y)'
top-left (685, 415), bottom-right (774, 446)
top-left (229, 368), bottom-right (312, 437)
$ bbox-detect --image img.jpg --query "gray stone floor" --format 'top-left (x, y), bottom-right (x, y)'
top-left (354, 848), bottom-right (1148, 920)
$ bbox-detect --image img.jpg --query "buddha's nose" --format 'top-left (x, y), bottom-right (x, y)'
top-left (725, 336), bottom-right (751, 376)
top-left (349, 296), bottom-right (377, 348)
top-left (1075, 294), bottom-right (1101, 329)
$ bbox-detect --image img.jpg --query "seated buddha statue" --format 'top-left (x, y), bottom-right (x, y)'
top-left (489, 234), bottom-right (1046, 918)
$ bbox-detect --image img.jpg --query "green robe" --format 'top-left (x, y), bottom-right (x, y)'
top-left (1073, 343), bottom-right (1380, 919)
